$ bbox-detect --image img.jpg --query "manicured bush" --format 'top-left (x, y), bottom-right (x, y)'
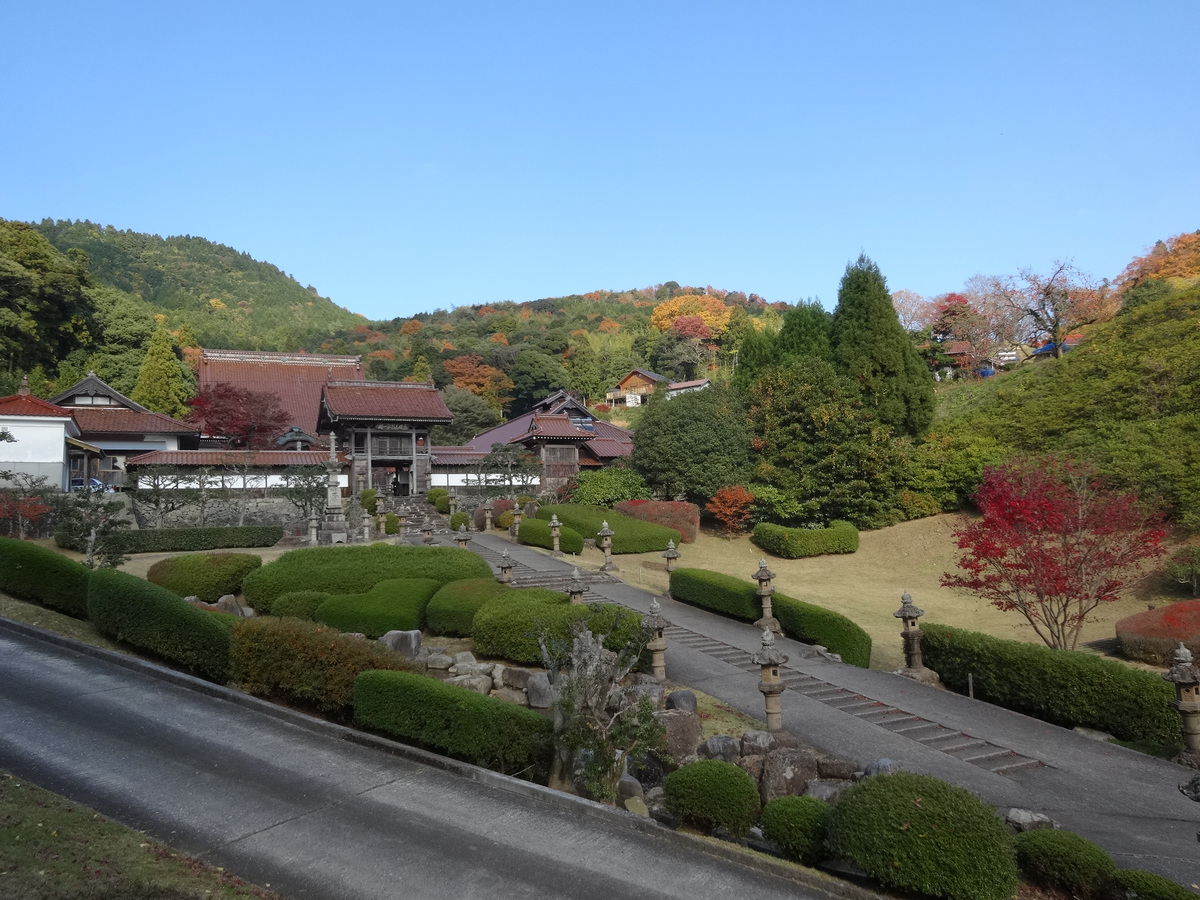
top-left (384, 513), bottom-right (399, 534)
top-left (473, 498), bottom-right (515, 531)
top-left (566, 468), bottom-right (652, 506)
top-left (921, 623), bottom-right (1181, 745)
top-left (518, 516), bottom-right (584, 555)
top-left (359, 488), bottom-right (379, 515)
top-left (425, 578), bottom-right (511, 636)
top-left (87, 569), bottom-right (231, 682)
top-left (663, 760), bottom-right (760, 836)
top-left (1014, 829), bottom-right (1116, 899)
top-left (614, 499), bottom-right (699, 543)
top-left (825, 773), bottom-right (1018, 900)
top-left (433, 494), bottom-right (451, 514)
top-left (315, 578), bottom-right (441, 638)
top-left (1111, 868), bottom-right (1195, 900)
top-left (241, 544), bottom-right (491, 613)
top-left (109, 526), bottom-right (283, 554)
top-left (760, 795), bottom-right (831, 866)
top-left (230, 617), bottom-right (412, 714)
top-left (472, 589), bottom-right (643, 664)
top-left (0, 536), bottom-right (91, 617)
top-left (750, 521), bottom-right (859, 559)
top-left (1115, 600), bottom-right (1200, 666)
top-left (271, 590), bottom-right (331, 621)
top-left (146, 552), bottom-right (262, 603)
top-left (449, 511), bottom-right (471, 532)
top-left (538, 504), bottom-right (681, 553)
top-left (668, 568), bottom-right (872, 668)
top-left (426, 487), bottom-right (448, 504)
top-left (497, 510), bottom-right (514, 530)
top-left (354, 669), bottom-right (553, 779)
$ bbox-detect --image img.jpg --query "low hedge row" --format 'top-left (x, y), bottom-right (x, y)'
top-left (230, 617), bottom-right (413, 714)
top-left (109, 526), bottom-right (283, 554)
top-left (241, 544), bottom-right (491, 613)
top-left (315, 578), bottom-right (441, 638)
top-left (537, 504), bottom-right (681, 553)
top-left (613, 500), bottom-right (699, 543)
top-left (354, 669), bottom-right (553, 779)
top-left (668, 568), bottom-right (871, 667)
top-left (425, 578), bottom-right (512, 636)
top-left (750, 521), bottom-right (859, 558)
top-left (87, 569), bottom-right (231, 682)
top-left (146, 552), bottom-right (262, 603)
top-left (921, 623), bottom-right (1181, 745)
top-left (1115, 600), bottom-right (1200, 666)
top-left (518, 517), bottom-right (584, 555)
top-left (472, 589), bottom-right (644, 664)
top-left (271, 590), bottom-right (330, 620)
top-left (0, 536), bottom-right (91, 617)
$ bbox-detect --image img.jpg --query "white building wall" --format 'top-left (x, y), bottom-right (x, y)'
top-left (0, 416), bottom-right (71, 489)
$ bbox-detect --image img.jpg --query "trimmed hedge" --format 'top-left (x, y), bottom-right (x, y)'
top-left (759, 795), bottom-right (830, 866)
top-left (614, 500), bottom-right (699, 543)
top-left (230, 617), bottom-right (412, 714)
top-left (146, 552), bottom-right (262, 603)
top-left (537, 504), bottom-right (681, 553)
top-left (921, 623), bottom-right (1181, 745)
top-left (449, 511), bottom-right (470, 532)
top-left (472, 589), bottom-right (643, 664)
top-left (825, 773), bottom-right (1018, 900)
top-left (241, 544), bottom-right (491, 613)
top-left (354, 669), bottom-right (553, 779)
top-left (315, 578), bottom-right (441, 638)
top-left (668, 568), bottom-right (872, 668)
top-left (1115, 599), bottom-right (1200, 666)
top-left (271, 590), bottom-right (332, 621)
top-left (1111, 869), bottom-right (1195, 900)
top-left (87, 568), bottom-right (230, 682)
top-left (425, 578), bottom-right (511, 636)
top-left (750, 521), bottom-right (859, 559)
top-left (108, 526), bottom-right (283, 554)
top-left (0, 536), bottom-right (91, 617)
top-left (663, 760), bottom-right (760, 836)
top-left (1013, 829), bottom-right (1116, 899)
top-left (517, 517), bottom-right (584, 555)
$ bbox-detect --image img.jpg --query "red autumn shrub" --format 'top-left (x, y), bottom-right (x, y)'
top-left (473, 498), bottom-right (515, 531)
top-left (1115, 599), bottom-right (1200, 666)
top-left (614, 499), bottom-right (699, 543)
top-left (706, 485), bottom-right (755, 535)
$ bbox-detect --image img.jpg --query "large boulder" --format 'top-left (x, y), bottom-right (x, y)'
top-left (698, 735), bottom-right (740, 764)
top-left (654, 709), bottom-right (703, 766)
top-left (760, 747), bottom-right (821, 804)
top-left (526, 673), bottom-right (555, 709)
top-left (379, 630), bottom-right (422, 659)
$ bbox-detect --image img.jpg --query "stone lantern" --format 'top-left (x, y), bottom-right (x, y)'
top-left (497, 549), bottom-right (514, 584)
top-left (549, 514), bottom-right (563, 557)
top-left (396, 507), bottom-right (409, 532)
top-left (421, 523), bottom-right (434, 545)
top-left (752, 558), bottom-right (782, 635)
top-left (482, 499), bottom-right (494, 531)
top-left (448, 491), bottom-right (458, 515)
top-left (567, 568), bottom-right (589, 605)
top-left (598, 521), bottom-right (618, 572)
top-left (662, 540), bottom-right (681, 572)
top-left (643, 596), bottom-right (670, 681)
top-left (510, 507), bottom-right (524, 539)
top-left (454, 524), bottom-right (472, 550)
top-left (893, 590), bottom-right (941, 686)
top-left (751, 628), bottom-right (788, 731)
top-left (1163, 642), bottom-right (1200, 760)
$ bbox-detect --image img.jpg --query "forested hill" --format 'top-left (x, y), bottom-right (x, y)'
top-left (33, 219), bottom-right (364, 351)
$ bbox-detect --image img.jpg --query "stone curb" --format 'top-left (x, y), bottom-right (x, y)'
top-left (0, 615), bottom-right (882, 900)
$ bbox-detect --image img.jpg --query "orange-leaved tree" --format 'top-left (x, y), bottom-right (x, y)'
top-left (706, 485), bottom-right (755, 535)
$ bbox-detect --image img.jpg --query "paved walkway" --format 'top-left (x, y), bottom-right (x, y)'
top-left (458, 531), bottom-right (1200, 888)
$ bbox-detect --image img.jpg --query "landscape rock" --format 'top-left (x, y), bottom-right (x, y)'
top-left (183, 595), bottom-right (200, 605)
top-left (737, 754), bottom-right (765, 783)
top-left (1006, 808), bottom-right (1058, 832)
top-left (617, 774), bottom-right (644, 803)
top-left (1072, 726), bottom-right (1115, 743)
top-left (526, 673), bottom-right (555, 708)
top-left (654, 709), bottom-right (704, 766)
top-left (644, 786), bottom-right (665, 805)
top-left (627, 754), bottom-right (666, 790)
top-left (623, 797), bottom-right (650, 817)
top-left (489, 687), bottom-right (528, 706)
top-left (665, 690), bottom-right (697, 712)
top-left (628, 682), bottom-right (663, 709)
top-left (451, 662), bottom-right (495, 678)
top-left (817, 756), bottom-right (859, 781)
top-left (448, 674), bottom-right (493, 695)
top-left (215, 594), bottom-right (244, 615)
top-left (490, 663), bottom-right (506, 687)
top-left (863, 758), bottom-right (900, 777)
top-left (741, 730), bottom-right (776, 757)
top-left (424, 653), bottom-right (454, 671)
top-left (501, 667), bottom-right (533, 691)
top-left (454, 651), bottom-right (478, 667)
top-left (378, 630), bottom-right (422, 659)
top-left (1182, 774), bottom-right (1200, 802)
top-left (699, 735), bottom-right (740, 764)
top-left (760, 748), bottom-right (821, 804)
top-left (804, 780), bottom-right (850, 804)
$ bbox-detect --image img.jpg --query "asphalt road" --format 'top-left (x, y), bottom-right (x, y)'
top-left (0, 626), bottom-right (860, 900)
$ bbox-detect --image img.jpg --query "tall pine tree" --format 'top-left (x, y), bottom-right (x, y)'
top-left (829, 254), bottom-right (933, 436)
top-left (130, 329), bottom-right (193, 418)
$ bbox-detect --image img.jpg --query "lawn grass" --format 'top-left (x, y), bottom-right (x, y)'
top-left (0, 771), bottom-right (283, 900)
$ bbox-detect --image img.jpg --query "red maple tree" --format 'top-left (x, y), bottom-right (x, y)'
top-left (186, 383), bottom-right (292, 449)
top-left (941, 457), bottom-right (1166, 650)
top-left (706, 485), bottom-right (755, 535)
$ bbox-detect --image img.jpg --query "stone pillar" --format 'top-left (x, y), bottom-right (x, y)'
top-left (482, 499), bottom-right (494, 531)
top-left (893, 590), bottom-right (942, 686)
top-left (549, 514), bottom-right (562, 557)
top-left (662, 540), bottom-right (681, 572)
top-left (497, 549), bottom-right (514, 584)
top-left (1164, 642), bottom-right (1200, 763)
top-left (307, 513), bottom-right (318, 546)
top-left (752, 558), bottom-right (782, 636)
top-left (598, 521), bottom-right (618, 572)
top-left (397, 508), bottom-right (409, 532)
top-left (454, 524), bottom-right (472, 550)
top-left (510, 507), bottom-right (524, 539)
top-left (449, 492), bottom-right (458, 515)
top-left (752, 628), bottom-right (788, 732)
top-left (567, 568), bottom-right (589, 605)
top-left (644, 596), bottom-right (670, 682)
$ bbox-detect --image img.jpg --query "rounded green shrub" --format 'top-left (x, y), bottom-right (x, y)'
top-left (0, 536), bottom-right (91, 617)
top-left (518, 517), bottom-right (584, 555)
top-left (359, 488), bottom-right (379, 515)
top-left (824, 772), bottom-right (1018, 900)
top-left (425, 578), bottom-right (510, 636)
top-left (449, 511), bottom-right (471, 532)
top-left (537, 504), bottom-right (681, 553)
top-left (426, 487), bottom-right (448, 504)
top-left (271, 590), bottom-right (331, 621)
top-left (384, 513), bottom-right (399, 534)
top-left (315, 578), bottom-right (440, 638)
top-left (760, 795), bottom-right (831, 866)
top-left (1111, 868), bottom-right (1194, 900)
top-left (471, 590), bottom-right (643, 664)
top-left (1014, 829), bottom-right (1116, 898)
top-left (146, 552), bottom-right (263, 603)
top-left (751, 520), bottom-right (859, 558)
top-left (663, 760), bottom-right (760, 836)
top-left (497, 510), bottom-right (514, 530)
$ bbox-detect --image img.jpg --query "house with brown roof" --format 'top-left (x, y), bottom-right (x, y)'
top-left (605, 369), bottom-right (669, 407)
top-left (0, 377), bottom-right (101, 490)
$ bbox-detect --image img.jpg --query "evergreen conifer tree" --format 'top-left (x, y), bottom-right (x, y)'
top-left (829, 254), bottom-right (934, 436)
top-left (776, 300), bottom-right (832, 362)
top-left (129, 329), bottom-right (193, 418)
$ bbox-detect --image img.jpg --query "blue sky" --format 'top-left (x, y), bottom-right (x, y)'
top-left (6, 2), bottom-right (1197, 320)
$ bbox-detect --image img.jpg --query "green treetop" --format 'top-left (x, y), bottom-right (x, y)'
top-left (130, 329), bottom-right (193, 418)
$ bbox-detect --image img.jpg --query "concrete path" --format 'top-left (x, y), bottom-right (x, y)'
top-left (464, 532), bottom-right (1200, 888)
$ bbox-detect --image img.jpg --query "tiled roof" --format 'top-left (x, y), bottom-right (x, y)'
top-left (127, 449), bottom-right (340, 467)
top-left (322, 381), bottom-right (453, 422)
top-left (614, 368), bottom-right (668, 389)
top-left (667, 379), bottom-right (710, 391)
top-left (943, 341), bottom-right (973, 356)
top-left (72, 408), bottom-right (197, 435)
top-left (584, 439), bottom-right (631, 460)
top-left (430, 446), bottom-right (488, 465)
top-left (200, 348), bottom-right (363, 438)
top-left (515, 415), bottom-right (596, 441)
top-left (51, 372), bottom-right (149, 412)
top-left (0, 394), bottom-right (73, 418)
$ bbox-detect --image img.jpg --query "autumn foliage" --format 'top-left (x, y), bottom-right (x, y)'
top-left (186, 382), bottom-right (292, 449)
top-left (650, 294), bottom-right (733, 338)
top-left (942, 457), bottom-right (1166, 650)
top-left (613, 499), bottom-right (699, 543)
top-left (1115, 599), bottom-right (1200, 666)
top-left (705, 485), bottom-right (756, 535)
